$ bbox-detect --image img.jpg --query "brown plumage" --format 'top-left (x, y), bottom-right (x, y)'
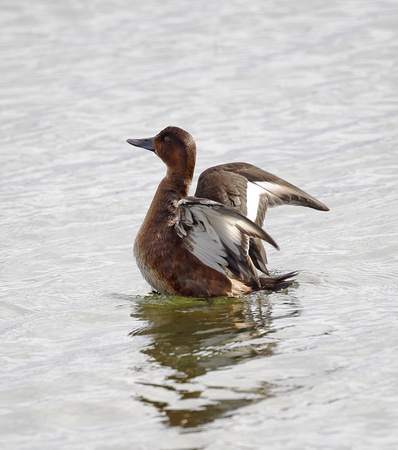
top-left (195, 162), bottom-right (329, 276)
top-left (127, 126), bottom-right (328, 298)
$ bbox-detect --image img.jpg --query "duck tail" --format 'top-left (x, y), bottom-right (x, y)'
top-left (257, 271), bottom-right (298, 291)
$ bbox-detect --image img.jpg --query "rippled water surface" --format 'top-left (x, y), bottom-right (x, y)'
top-left (1, 0), bottom-right (398, 448)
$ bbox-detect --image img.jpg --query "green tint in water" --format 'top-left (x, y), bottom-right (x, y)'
top-left (129, 291), bottom-right (300, 428)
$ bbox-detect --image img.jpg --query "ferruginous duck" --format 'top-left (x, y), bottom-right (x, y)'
top-left (127, 126), bottom-right (328, 298)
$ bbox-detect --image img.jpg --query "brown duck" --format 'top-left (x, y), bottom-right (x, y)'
top-left (127, 126), bottom-right (329, 298)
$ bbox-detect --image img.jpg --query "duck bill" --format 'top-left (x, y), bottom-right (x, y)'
top-left (126, 136), bottom-right (156, 152)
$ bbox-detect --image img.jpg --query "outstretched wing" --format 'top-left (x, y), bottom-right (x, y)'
top-left (195, 162), bottom-right (329, 275)
top-left (175, 196), bottom-right (278, 287)
top-left (195, 162), bottom-right (329, 223)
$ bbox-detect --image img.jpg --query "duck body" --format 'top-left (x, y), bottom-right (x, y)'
top-left (133, 177), bottom-right (238, 297)
top-left (128, 126), bottom-right (329, 298)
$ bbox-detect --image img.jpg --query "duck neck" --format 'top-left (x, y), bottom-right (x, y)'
top-left (143, 175), bottom-right (191, 226)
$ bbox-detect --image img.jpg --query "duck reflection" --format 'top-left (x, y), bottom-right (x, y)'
top-left (130, 292), bottom-right (299, 428)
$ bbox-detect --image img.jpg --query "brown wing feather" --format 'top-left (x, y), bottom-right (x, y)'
top-left (195, 162), bottom-right (329, 276)
top-left (196, 162), bottom-right (329, 212)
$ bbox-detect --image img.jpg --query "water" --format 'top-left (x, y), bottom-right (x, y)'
top-left (1, 0), bottom-right (398, 448)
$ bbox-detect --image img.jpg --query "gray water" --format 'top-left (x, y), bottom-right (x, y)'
top-left (1, 0), bottom-right (398, 448)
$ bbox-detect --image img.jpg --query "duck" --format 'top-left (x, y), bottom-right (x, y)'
top-left (127, 126), bottom-right (329, 298)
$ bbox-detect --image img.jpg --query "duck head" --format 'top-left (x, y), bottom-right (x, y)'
top-left (127, 126), bottom-right (196, 182)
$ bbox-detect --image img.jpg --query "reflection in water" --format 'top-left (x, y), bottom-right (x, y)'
top-left (129, 292), bottom-right (300, 428)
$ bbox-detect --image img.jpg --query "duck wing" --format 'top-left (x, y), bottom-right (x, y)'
top-left (195, 162), bottom-right (329, 275)
top-left (175, 196), bottom-right (279, 287)
top-left (195, 162), bottom-right (329, 220)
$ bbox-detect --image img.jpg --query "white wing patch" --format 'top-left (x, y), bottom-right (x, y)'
top-left (246, 181), bottom-right (266, 222)
top-left (175, 197), bottom-right (278, 279)
top-left (181, 206), bottom-right (228, 273)
top-left (250, 180), bottom-right (298, 209)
